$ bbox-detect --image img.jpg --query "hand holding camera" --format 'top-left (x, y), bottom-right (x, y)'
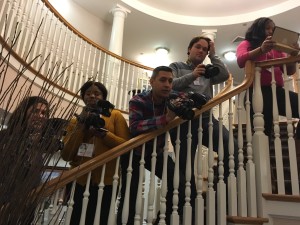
top-left (167, 92), bottom-right (208, 120)
top-left (76, 100), bottom-right (114, 133)
top-left (193, 64), bottom-right (220, 79)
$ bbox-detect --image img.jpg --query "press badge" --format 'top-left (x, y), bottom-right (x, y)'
top-left (193, 77), bottom-right (201, 85)
top-left (77, 143), bottom-right (94, 157)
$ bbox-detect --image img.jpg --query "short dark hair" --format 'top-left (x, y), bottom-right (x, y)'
top-left (80, 81), bottom-right (108, 100)
top-left (245, 17), bottom-right (274, 49)
top-left (8, 96), bottom-right (49, 128)
top-left (151, 66), bottom-right (173, 79)
top-left (187, 36), bottom-right (211, 55)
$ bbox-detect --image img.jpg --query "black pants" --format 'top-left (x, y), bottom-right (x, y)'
top-left (249, 86), bottom-right (299, 136)
top-left (69, 183), bottom-right (113, 225)
top-left (169, 116), bottom-right (239, 203)
top-left (117, 150), bottom-right (185, 225)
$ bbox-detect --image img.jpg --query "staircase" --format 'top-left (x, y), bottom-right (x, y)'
top-left (268, 121), bottom-right (300, 194)
top-left (233, 121), bottom-right (300, 195)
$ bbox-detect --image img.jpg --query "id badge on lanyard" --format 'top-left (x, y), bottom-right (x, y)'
top-left (77, 143), bottom-right (94, 157)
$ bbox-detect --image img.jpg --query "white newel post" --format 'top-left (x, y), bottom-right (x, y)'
top-left (106, 4), bottom-right (130, 103)
top-left (252, 66), bottom-right (271, 218)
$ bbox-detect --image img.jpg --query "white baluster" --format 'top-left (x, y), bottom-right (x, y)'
top-left (147, 138), bottom-right (157, 225)
top-left (68, 35), bottom-right (80, 92)
top-left (25, 0), bottom-right (43, 62)
top-left (8, 0), bottom-right (23, 49)
top-left (33, 2), bottom-right (49, 68)
top-left (99, 52), bottom-right (107, 84)
top-left (155, 178), bottom-right (161, 221)
top-left (283, 64), bottom-right (299, 194)
top-left (84, 43), bottom-right (93, 81)
top-left (20, 0), bottom-right (36, 58)
top-left (252, 66), bottom-right (272, 217)
top-left (79, 172), bottom-right (92, 225)
top-left (112, 58), bottom-right (122, 106)
top-left (64, 180), bottom-right (76, 225)
top-left (157, 133), bottom-right (169, 225)
top-left (237, 95), bottom-right (247, 216)
top-left (116, 61), bottom-right (126, 110)
top-left (57, 25), bottom-right (70, 86)
top-left (270, 66), bottom-right (285, 194)
top-left (49, 189), bottom-right (60, 225)
top-left (33, 12), bottom-right (54, 70)
top-left (195, 115), bottom-right (204, 225)
top-left (183, 121), bottom-right (192, 225)
top-left (121, 149), bottom-right (133, 225)
top-left (217, 103), bottom-right (226, 225)
top-left (6, 0), bottom-right (18, 43)
top-left (245, 89), bottom-right (257, 216)
top-left (134, 144), bottom-right (146, 225)
top-left (89, 45), bottom-right (97, 80)
top-left (0, 0), bottom-right (12, 34)
top-left (206, 109), bottom-right (215, 225)
top-left (123, 64), bottom-right (131, 111)
top-left (93, 164), bottom-right (105, 225)
top-left (227, 95), bottom-right (237, 216)
top-left (62, 29), bottom-right (74, 89)
top-left (108, 157), bottom-right (120, 225)
top-left (31, 1), bottom-right (47, 68)
top-left (171, 127), bottom-right (180, 225)
top-left (76, 41), bottom-right (88, 90)
top-left (36, 201), bottom-right (45, 225)
top-left (42, 16), bottom-right (59, 77)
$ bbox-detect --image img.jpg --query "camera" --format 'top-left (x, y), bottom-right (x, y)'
top-left (84, 112), bottom-right (106, 131)
top-left (167, 92), bottom-right (208, 120)
top-left (204, 64), bottom-right (220, 79)
top-left (78, 100), bottom-right (115, 131)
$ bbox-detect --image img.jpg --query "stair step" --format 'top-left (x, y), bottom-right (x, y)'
top-left (227, 216), bottom-right (268, 224)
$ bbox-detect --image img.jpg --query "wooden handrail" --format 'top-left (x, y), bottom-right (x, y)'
top-left (256, 55), bottom-right (300, 68)
top-left (41, 60), bottom-right (256, 196)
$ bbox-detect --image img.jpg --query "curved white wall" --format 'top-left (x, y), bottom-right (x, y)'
top-left (49, 0), bottom-right (111, 49)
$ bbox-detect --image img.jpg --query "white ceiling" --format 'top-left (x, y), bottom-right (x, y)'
top-left (73, 0), bottom-right (300, 84)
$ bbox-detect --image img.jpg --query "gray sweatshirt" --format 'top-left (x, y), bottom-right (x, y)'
top-left (169, 55), bottom-right (229, 100)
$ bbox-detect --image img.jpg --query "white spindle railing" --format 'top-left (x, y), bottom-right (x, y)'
top-left (0, 0), bottom-right (153, 111)
top-left (237, 94), bottom-right (247, 216)
top-left (217, 102), bottom-right (226, 225)
top-left (2, 1), bottom-right (300, 225)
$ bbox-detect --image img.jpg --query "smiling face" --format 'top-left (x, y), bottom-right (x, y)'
top-left (83, 84), bottom-right (104, 108)
top-left (188, 38), bottom-right (209, 65)
top-left (150, 70), bottom-right (173, 104)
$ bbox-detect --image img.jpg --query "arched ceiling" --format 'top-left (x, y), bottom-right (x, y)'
top-left (72, 0), bottom-right (300, 84)
top-left (121, 0), bottom-right (300, 25)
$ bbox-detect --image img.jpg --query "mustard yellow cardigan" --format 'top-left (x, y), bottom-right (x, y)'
top-left (61, 109), bottom-right (130, 186)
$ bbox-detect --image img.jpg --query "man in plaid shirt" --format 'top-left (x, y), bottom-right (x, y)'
top-left (117, 66), bottom-right (186, 225)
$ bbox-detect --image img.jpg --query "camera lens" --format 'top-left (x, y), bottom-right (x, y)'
top-left (204, 64), bottom-right (219, 78)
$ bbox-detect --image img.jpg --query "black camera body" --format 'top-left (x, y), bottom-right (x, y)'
top-left (204, 64), bottom-right (220, 79)
top-left (84, 110), bottom-right (106, 130)
top-left (79, 100), bottom-right (115, 131)
top-left (167, 92), bottom-right (208, 120)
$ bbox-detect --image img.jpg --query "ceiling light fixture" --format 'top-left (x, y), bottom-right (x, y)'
top-left (223, 51), bottom-right (236, 61)
top-left (155, 47), bottom-right (169, 56)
